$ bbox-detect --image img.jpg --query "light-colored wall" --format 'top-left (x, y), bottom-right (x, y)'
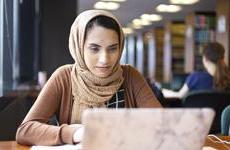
top-left (216, 0), bottom-right (230, 65)
top-left (185, 13), bottom-right (195, 73)
top-left (163, 22), bottom-right (172, 82)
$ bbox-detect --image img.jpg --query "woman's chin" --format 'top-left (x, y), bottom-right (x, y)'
top-left (94, 72), bottom-right (111, 78)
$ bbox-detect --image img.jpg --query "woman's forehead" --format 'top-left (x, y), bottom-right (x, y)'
top-left (85, 26), bottom-right (119, 45)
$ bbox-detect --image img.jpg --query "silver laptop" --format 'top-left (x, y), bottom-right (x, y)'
top-left (81, 108), bottom-right (215, 150)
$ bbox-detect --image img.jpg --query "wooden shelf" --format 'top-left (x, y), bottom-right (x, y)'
top-left (185, 11), bottom-right (216, 72)
top-left (155, 28), bottom-right (164, 82)
top-left (171, 22), bottom-right (186, 75)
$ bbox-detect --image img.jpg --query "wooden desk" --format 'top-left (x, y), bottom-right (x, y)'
top-left (0, 136), bottom-right (229, 150)
top-left (205, 136), bottom-right (230, 150)
top-left (0, 141), bottom-right (29, 150)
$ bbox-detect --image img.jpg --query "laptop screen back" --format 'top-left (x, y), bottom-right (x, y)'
top-left (82, 108), bottom-right (214, 150)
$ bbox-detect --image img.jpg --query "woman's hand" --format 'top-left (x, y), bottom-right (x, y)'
top-left (71, 124), bottom-right (85, 144)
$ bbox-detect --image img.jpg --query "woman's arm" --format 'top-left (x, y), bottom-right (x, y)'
top-left (16, 66), bottom-right (78, 146)
top-left (162, 84), bottom-right (189, 99)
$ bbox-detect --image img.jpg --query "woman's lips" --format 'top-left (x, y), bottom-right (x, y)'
top-left (96, 66), bottom-right (110, 72)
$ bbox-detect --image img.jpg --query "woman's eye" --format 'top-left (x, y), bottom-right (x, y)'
top-left (89, 47), bottom-right (99, 53)
top-left (109, 47), bottom-right (118, 52)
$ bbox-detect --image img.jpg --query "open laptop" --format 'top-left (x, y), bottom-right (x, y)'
top-left (81, 108), bottom-right (215, 150)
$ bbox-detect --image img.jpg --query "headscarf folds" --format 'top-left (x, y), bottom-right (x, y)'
top-left (68, 10), bottom-right (124, 123)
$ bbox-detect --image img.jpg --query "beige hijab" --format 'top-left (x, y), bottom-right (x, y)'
top-left (68, 10), bottom-right (124, 123)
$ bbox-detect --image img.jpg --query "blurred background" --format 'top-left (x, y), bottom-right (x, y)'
top-left (0, 0), bottom-right (229, 95)
top-left (1, 0), bottom-right (230, 140)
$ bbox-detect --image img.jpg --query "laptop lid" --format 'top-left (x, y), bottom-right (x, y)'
top-left (81, 108), bottom-right (215, 150)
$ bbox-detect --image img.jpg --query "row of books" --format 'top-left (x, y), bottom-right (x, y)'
top-left (194, 29), bottom-right (215, 44)
top-left (194, 14), bottom-right (216, 29)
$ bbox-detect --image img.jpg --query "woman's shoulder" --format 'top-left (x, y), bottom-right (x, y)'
top-left (50, 64), bottom-right (73, 81)
top-left (53, 64), bottom-right (73, 75)
top-left (186, 71), bottom-right (213, 89)
top-left (189, 71), bottom-right (212, 79)
top-left (121, 64), bottom-right (145, 84)
top-left (121, 64), bottom-right (139, 76)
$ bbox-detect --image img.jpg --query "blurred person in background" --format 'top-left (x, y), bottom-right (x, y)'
top-left (162, 42), bottom-right (230, 98)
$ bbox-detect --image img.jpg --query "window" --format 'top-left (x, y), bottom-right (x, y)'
top-left (0, 0), bottom-right (15, 96)
top-left (0, 0), bottom-right (3, 96)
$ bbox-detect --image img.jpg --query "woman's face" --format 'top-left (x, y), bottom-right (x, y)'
top-left (84, 26), bottom-right (120, 78)
top-left (202, 56), bottom-right (208, 70)
top-left (202, 55), bottom-right (217, 76)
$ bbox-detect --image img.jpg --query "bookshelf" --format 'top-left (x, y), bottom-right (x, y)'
top-left (185, 12), bottom-right (216, 72)
top-left (194, 12), bottom-right (216, 71)
top-left (154, 28), bottom-right (164, 82)
top-left (171, 22), bottom-right (186, 74)
top-left (163, 21), bottom-right (186, 83)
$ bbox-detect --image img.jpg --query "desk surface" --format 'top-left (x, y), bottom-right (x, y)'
top-left (0, 136), bottom-right (229, 150)
top-left (205, 136), bottom-right (230, 150)
top-left (0, 141), bottom-right (28, 150)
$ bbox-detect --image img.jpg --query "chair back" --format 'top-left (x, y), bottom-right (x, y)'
top-left (0, 95), bottom-right (35, 141)
top-left (182, 90), bottom-right (230, 134)
top-left (0, 92), bottom-right (58, 140)
top-left (0, 96), bottom-right (17, 111)
top-left (221, 105), bottom-right (230, 135)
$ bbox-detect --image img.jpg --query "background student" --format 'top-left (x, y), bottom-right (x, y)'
top-left (162, 42), bottom-right (230, 98)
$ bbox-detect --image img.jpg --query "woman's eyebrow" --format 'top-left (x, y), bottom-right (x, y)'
top-left (89, 43), bottom-right (101, 47)
top-left (108, 43), bottom-right (119, 47)
top-left (89, 43), bottom-right (119, 47)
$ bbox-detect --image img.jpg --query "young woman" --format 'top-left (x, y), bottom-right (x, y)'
top-left (162, 42), bottom-right (230, 98)
top-left (16, 10), bottom-right (161, 146)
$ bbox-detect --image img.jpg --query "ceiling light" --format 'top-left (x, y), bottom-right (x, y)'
top-left (106, 2), bottom-right (120, 10)
top-left (132, 19), bottom-right (142, 26)
top-left (101, 0), bottom-right (126, 2)
top-left (130, 20), bottom-right (143, 29)
top-left (170, 0), bottom-right (199, 5)
top-left (127, 23), bottom-right (139, 30)
top-left (156, 4), bottom-right (181, 12)
top-left (132, 25), bottom-right (142, 29)
top-left (94, 2), bottom-right (120, 10)
top-left (132, 18), bottom-right (151, 27)
top-left (122, 27), bottom-right (133, 34)
top-left (141, 14), bottom-right (162, 22)
top-left (140, 19), bottom-right (151, 26)
top-left (149, 14), bottom-right (162, 21)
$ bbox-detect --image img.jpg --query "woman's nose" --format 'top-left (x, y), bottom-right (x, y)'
top-left (98, 51), bottom-right (109, 64)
